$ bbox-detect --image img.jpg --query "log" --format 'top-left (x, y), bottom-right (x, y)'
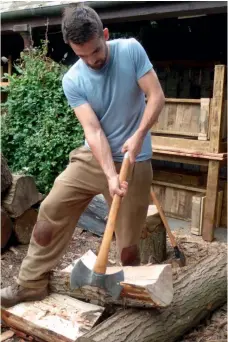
top-left (1, 154), bottom-right (12, 194)
top-left (14, 208), bottom-right (38, 244)
top-left (139, 205), bottom-right (166, 264)
top-left (2, 174), bottom-right (41, 218)
top-left (78, 194), bottom-right (108, 236)
top-left (50, 250), bottom-right (173, 309)
top-left (1, 207), bottom-right (13, 249)
top-left (77, 247), bottom-right (227, 342)
top-left (1, 293), bottom-right (104, 342)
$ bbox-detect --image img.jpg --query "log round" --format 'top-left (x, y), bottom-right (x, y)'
top-left (77, 247), bottom-right (227, 342)
top-left (1, 207), bottom-right (13, 249)
top-left (14, 208), bottom-right (38, 244)
top-left (1, 154), bottom-right (12, 194)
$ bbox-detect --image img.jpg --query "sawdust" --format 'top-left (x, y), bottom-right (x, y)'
top-left (1, 229), bottom-right (227, 342)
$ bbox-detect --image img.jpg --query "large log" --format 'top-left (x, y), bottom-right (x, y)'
top-left (1, 154), bottom-right (12, 194)
top-left (77, 246), bottom-right (227, 342)
top-left (1, 293), bottom-right (104, 342)
top-left (50, 250), bottom-right (173, 309)
top-left (14, 208), bottom-right (38, 244)
top-left (2, 174), bottom-right (41, 218)
top-left (1, 207), bottom-right (13, 249)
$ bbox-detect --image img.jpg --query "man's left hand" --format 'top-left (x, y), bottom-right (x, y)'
top-left (121, 131), bottom-right (144, 163)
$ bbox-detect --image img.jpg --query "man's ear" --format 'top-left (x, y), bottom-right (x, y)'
top-left (103, 28), bottom-right (109, 41)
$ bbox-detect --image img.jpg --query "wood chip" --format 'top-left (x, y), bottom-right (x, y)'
top-left (9, 247), bottom-right (18, 255)
top-left (0, 330), bottom-right (15, 341)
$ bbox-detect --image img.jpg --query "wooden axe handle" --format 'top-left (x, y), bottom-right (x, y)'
top-left (93, 152), bottom-right (130, 274)
top-left (150, 189), bottom-right (177, 248)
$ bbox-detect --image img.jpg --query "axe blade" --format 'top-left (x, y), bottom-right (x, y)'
top-left (70, 254), bottom-right (124, 299)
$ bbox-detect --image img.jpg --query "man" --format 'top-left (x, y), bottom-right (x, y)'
top-left (1, 5), bottom-right (164, 307)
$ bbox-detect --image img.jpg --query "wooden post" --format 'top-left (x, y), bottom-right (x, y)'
top-left (202, 65), bottom-right (226, 242)
top-left (209, 65), bottom-right (226, 153)
top-left (7, 55), bottom-right (12, 76)
top-left (13, 24), bottom-right (32, 50)
top-left (202, 160), bottom-right (220, 242)
top-left (198, 98), bottom-right (210, 141)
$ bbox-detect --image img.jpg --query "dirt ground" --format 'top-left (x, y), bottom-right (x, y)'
top-left (1, 228), bottom-right (227, 342)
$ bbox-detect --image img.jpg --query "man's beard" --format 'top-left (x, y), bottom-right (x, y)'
top-left (88, 45), bottom-right (109, 70)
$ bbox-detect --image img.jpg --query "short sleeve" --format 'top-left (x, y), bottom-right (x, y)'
top-left (62, 74), bottom-right (88, 109)
top-left (128, 38), bottom-right (153, 80)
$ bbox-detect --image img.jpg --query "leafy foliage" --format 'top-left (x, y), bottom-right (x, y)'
top-left (1, 44), bottom-right (84, 194)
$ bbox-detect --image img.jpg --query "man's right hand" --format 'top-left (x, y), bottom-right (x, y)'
top-left (108, 175), bottom-right (128, 198)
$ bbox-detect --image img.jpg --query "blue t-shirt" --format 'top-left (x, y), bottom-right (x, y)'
top-left (62, 38), bottom-right (153, 162)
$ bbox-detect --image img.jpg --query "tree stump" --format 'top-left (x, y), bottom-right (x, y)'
top-left (14, 208), bottom-right (38, 244)
top-left (139, 205), bottom-right (166, 264)
top-left (2, 174), bottom-right (41, 218)
top-left (1, 154), bottom-right (12, 194)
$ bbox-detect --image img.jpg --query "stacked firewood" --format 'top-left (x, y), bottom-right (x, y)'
top-left (1, 154), bottom-right (43, 249)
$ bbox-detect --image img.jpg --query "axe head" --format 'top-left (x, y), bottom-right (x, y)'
top-left (70, 250), bottom-right (124, 299)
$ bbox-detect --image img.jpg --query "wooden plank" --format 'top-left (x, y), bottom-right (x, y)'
top-left (192, 190), bottom-right (224, 236)
top-left (2, 1), bottom-right (226, 31)
top-left (202, 160), bottom-right (220, 241)
top-left (209, 65), bottom-right (226, 153)
top-left (191, 194), bottom-right (205, 236)
top-left (152, 153), bottom-right (208, 166)
top-left (220, 181), bottom-right (227, 227)
top-left (198, 98), bottom-right (210, 141)
top-left (165, 98), bottom-right (201, 104)
top-left (152, 148), bottom-right (226, 160)
top-left (152, 184), bottom-right (197, 221)
top-left (1, 293), bottom-right (104, 342)
top-left (8, 55), bottom-right (12, 76)
top-left (221, 98), bottom-right (227, 139)
top-left (152, 130), bottom-right (199, 137)
top-left (152, 102), bottom-right (201, 137)
top-left (153, 169), bottom-right (206, 188)
top-left (152, 145), bottom-right (227, 160)
top-left (215, 190), bottom-right (223, 228)
top-left (152, 136), bottom-right (211, 153)
top-left (152, 180), bottom-right (206, 193)
top-left (0, 82), bottom-right (9, 87)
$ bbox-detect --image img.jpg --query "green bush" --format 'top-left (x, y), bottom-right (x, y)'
top-left (1, 45), bottom-right (84, 194)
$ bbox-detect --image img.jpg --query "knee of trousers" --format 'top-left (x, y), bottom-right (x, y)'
top-left (120, 245), bottom-right (141, 266)
top-left (33, 199), bottom-right (59, 247)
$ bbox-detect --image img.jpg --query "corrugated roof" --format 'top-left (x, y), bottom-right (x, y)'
top-left (0, 1), bottom-right (83, 14)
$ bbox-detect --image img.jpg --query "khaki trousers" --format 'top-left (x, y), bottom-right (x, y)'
top-left (18, 147), bottom-right (153, 289)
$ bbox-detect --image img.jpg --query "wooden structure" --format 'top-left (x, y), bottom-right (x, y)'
top-left (151, 64), bottom-right (227, 242)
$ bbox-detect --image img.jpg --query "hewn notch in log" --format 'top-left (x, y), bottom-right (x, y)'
top-left (50, 250), bottom-right (173, 309)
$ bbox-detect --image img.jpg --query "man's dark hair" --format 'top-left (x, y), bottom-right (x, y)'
top-left (62, 5), bottom-right (103, 45)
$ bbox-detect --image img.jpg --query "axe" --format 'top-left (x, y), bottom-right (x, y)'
top-left (70, 152), bottom-right (130, 299)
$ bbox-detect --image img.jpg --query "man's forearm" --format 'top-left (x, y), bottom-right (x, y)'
top-left (137, 93), bottom-right (165, 138)
top-left (86, 128), bottom-right (117, 180)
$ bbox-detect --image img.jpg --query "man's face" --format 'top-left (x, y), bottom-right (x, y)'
top-left (70, 29), bottom-right (109, 70)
